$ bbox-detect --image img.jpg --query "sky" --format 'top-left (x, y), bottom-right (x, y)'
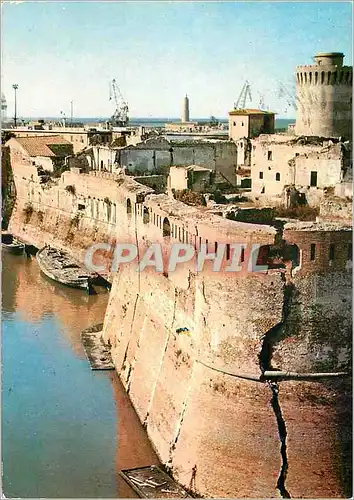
top-left (1, 1), bottom-right (353, 119)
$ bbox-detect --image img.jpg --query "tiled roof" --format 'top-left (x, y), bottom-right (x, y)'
top-left (229, 109), bottom-right (275, 116)
top-left (15, 136), bottom-right (73, 157)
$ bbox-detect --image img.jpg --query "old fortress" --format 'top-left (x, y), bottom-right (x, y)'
top-left (2, 52), bottom-right (353, 498)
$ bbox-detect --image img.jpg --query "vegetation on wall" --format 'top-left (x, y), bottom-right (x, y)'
top-left (23, 203), bottom-right (34, 223)
top-left (173, 189), bottom-right (207, 206)
top-left (65, 185), bottom-right (76, 196)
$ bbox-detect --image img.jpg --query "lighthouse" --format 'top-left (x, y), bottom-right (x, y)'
top-left (182, 94), bottom-right (190, 122)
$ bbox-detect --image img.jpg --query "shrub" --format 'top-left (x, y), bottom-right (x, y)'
top-left (174, 189), bottom-right (206, 206)
top-left (211, 190), bottom-right (228, 204)
top-left (70, 213), bottom-right (81, 228)
top-left (65, 185), bottom-right (76, 196)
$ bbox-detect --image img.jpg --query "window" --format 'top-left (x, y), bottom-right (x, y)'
top-left (126, 198), bottom-right (132, 216)
top-left (310, 244), bottom-right (316, 261)
top-left (240, 247), bottom-right (245, 263)
top-left (215, 242), bottom-right (218, 253)
top-left (78, 204), bottom-right (85, 210)
top-left (241, 122), bottom-right (244, 126)
top-left (233, 121), bottom-right (236, 126)
top-left (329, 244), bottom-right (335, 261)
top-left (310, 171), bottom-right (317, 187)
top-left (226, 243), bottom-right (230, 261)
top-left (276, 173), bottom-right (280, 181)
top-left (259, 172), bottom-right (263, 179)
top-left (163, 217), bottom-right (171, 238)
top-left (143, 206), bottom-right (149, 224)
top-left (267, 151), bottom-right (273, 161)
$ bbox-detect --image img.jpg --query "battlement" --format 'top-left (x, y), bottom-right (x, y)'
top-left (296, 66), bottom-right (352, 85)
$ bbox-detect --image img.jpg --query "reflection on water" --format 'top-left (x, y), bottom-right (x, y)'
top-left (2, 253), bottom-right (158, 498)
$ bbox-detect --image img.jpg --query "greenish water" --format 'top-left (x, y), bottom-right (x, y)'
top-left (1, 252), bottom-right (157, 498)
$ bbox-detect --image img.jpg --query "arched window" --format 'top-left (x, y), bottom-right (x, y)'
top-left (314, 72), bottom-right (318, 84)
top-left (321, 71), bottom-right (325, 84)
top-left (163, 217), bottom-right (171, 238)
top-left (126, 198), bottom-right (132, 216)
top-left (309, 72), bottom-right (312, 84)
top-left (276, 172), bottom-right (280, 181)
top-left (304, 72), bottom-right (307, 84)
top-left (143, 206), bottom-right (150, 224)
top-left (332, 71), bottom-right (337, 84)
top-left (327, 71), bottom-right (332, 85)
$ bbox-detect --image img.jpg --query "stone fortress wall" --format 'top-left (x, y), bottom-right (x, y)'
top-left (8, 146), bottom-right (352, 498)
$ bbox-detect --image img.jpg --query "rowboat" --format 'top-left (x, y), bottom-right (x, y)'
top-left (36, 246), bottom-right (96, 292)
top-left (1, 233), bottom-right (25, 255)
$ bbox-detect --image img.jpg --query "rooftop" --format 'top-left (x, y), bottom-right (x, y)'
top-left (10, 135), bottom-right (74, 157)
top-left (229, 109), bottom-right (275, 116)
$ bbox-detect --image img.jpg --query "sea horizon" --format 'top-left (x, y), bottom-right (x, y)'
top-left (3, 116), bottom-right (296, 129)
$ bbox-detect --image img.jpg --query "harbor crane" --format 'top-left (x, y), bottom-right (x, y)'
top-left (109, 79), bottom-right (129, 127)
top-left (234, 80), bottom-right (252, 110)
top-left (277, 81), bottom-right (298, 112)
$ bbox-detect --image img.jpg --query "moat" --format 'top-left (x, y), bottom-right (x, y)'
top-left (2, 252), bottom-right (158, 498)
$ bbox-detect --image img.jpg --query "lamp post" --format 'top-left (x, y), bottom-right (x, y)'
top-left (12, 84), bottom-right (18, 127)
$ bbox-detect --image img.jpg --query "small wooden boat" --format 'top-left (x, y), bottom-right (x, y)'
top-left (36, 246), bottom-right (96, 292)
top-left (1, 233), bottom-right (25, 255)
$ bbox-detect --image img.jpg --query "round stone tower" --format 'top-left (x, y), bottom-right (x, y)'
top-left (295, 52), bottom-right (352, 139)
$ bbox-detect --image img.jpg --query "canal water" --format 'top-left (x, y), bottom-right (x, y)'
top-left (2, 252), bottom-right (158, 498)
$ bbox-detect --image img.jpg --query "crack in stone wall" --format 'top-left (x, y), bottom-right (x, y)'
top-left (268, 381), bottom-right (291, 498)
top-left (259, 278), bottom-right (295, 497)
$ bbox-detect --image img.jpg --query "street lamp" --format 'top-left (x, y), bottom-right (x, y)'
top-left (12, 84), bottom-right (18, 127)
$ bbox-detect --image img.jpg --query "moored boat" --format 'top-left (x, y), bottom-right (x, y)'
top-left (1, 233), bottom-right (25, 255)
top-left (36, 246), bottom-right (96, 292)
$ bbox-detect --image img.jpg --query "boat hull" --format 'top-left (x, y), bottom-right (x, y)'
top-left (36, 247), bottom-right (92, 292)
top-left (1, 233), bottom-right (25, 255)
